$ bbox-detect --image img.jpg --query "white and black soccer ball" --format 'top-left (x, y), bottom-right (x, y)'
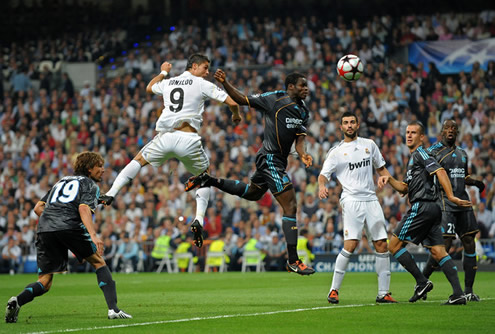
top-left (336, 54), bottom-right (364, 82)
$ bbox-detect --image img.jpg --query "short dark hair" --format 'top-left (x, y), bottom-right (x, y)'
top-left (408, 121), bottom-right (425, 135)
top-left (74, 152), bottom-right (104, 177)
top-left (285, 72), bottom-right (305, 89)
top-left (186, 54), bottom-right (210, 70)
top-left (441, 119), bottom-right (458, 130)
top-left (340, 111), bottom-right (359, 124)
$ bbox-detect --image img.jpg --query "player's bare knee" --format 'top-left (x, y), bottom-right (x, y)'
top-left (91, 259), bottom-right (107, 270)
top-left (461, 235), bottom-right (476, 253)
top-left (44, 281), bottom-right (53, 291)
top-left (38, 275), bottom-right (53, 291)
top-left (430, 245), bottom-right (447, 260)
top-left (134, 153), bottom-right (148, 166)
top-left (279, 199), bottom-right (297, 216)
top-left (344, 240), bottom-right (359, 253)
top-left (282, 207), bottom-right (296, 216)
top-left (86, 253), bottom-right (106, 269)
top-left (444, 237), bottom-right (454, 251)
top-left (373, 239), bottom-right (388, 253)
top-left (387, 238), bottom-right (401, 254)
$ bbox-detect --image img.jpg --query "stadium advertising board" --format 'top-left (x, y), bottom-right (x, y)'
top-left (314, 253), bottom-right (429, 272)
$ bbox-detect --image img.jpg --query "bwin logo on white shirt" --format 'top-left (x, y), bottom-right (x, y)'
top-left (348, 158), bottom-right (371, 171)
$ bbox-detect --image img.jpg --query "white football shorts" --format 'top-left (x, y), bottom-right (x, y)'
top-left (340, 199), bottom-right (387, 241)
top-left (140, 131), bottom-right (209, 175)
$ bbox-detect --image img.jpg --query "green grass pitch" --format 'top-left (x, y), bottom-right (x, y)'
top-left (1, 271), bottom-right (494, 333)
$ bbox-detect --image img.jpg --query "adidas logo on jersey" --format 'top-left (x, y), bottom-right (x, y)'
top-left (349, 158), bottom-right (371, 171)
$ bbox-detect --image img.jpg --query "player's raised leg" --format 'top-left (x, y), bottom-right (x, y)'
top-left (190, 186), bottom-right (210, 248)
top-left (185, 172), bottom-right (248, 196)
top-left (185, 172), bottom-right (260, 248)
top-left (101, 154), bottom-right (147, 205)
top-left (183, 145), bottom-right (213, 248)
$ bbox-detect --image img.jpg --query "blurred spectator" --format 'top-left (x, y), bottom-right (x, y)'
top-left (477, 202), bottom-right (493, 238)
top-left (10, 66), bottom-right (32, 96)
top-left (320, 217), bottom-right (343, 254)
top-left (227, 200), bottom-right (249, 229)
top-left (264, 232), bottom-right (287, 271)
top-left (148, 228), bottom-right (173, 272)
top-left (204, 207), bottom-right (223, 240)
top-left (138, 53), bottom-right (154, 79)
top-left (1, 238), bottom-right (21, 275)
top-left (114, 233), bottom-right (140, 272)
top-left (61, 72), bottom-right (75, 99)
top-left (102, 237), bottom-right (118, 270)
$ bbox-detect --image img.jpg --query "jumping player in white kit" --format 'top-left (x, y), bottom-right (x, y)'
top-left (318, 111), bottom-right (397, 304)
top-left (99, 54), bottom-right (240, 248)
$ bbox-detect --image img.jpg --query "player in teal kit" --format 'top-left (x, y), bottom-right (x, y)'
top-left (5, 152), bottom-right (131, 323)
top-left (422, 120), bottom-right (485, 301)
top-left (378, 121), bottom-right (471, 304)
top-left (185, 69), bottom-right (315, 275)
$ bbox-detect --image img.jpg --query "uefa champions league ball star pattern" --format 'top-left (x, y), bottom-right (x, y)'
top-left (336, 55), bottom-right (364, 82)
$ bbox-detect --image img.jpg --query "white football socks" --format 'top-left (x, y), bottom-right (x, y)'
top-left (330, 249), bottom-right (352, 292)
top-left (106, 160), bottom-right (142, 197)
top-left (194, 187), bottom-right (210, 227)
top-left (376, 251), bottom-right (391, 297)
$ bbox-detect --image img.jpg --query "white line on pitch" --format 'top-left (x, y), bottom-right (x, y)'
top-left (24, 303), bottom-right (379, 334)
top-left (25, 298), bottom-right (495, 334)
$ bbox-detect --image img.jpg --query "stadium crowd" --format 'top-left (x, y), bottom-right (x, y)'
top-left (1, 5), bottom-right (495, 273)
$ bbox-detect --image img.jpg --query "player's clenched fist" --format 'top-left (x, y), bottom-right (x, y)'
top-left (232, 112), bottom-right (242, 124)
top-left (214, 69), bottom-right (226, 83)
top-left (160, 61), bottom-right (172, 72)
top-left (318, 186), bottom-right (329, 200)
top-left (301, 154), bottom-right (312, 168)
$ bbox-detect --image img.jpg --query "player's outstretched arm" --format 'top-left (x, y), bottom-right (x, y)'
top-left (79, 204), bottom-right (104, 255)
top-left (436, 169), bottom-right (472, 207)
top-left (378, 175), bottom-right (408, 195)
top-left (318, 175), bottom-right (329, 199)
top-left (376, 166), bottom-right (391, 177)
top-left (34, 200), bottom-right (46, 217)
top-left (214, 69), bottom-right (248, 105)
top-left (295, 135), bottom-right (312, 168)
top-left (146, 61), bottom-right (172, 94)
top-left (465, 176), bottom-right (485, 192)
top-left (224, 96), bottom-right (242, 124)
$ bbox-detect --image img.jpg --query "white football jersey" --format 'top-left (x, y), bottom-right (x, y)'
top-left (320, 137), bottom-right (386, 201)
top-left (151, 71), bottom-right (228, 132)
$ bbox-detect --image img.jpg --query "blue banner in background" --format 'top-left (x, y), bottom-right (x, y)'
top-left (408, 38), bottom-right (495, 74)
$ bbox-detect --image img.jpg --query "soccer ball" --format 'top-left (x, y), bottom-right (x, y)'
top-left (336, 55), bottom-right (364, 82)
